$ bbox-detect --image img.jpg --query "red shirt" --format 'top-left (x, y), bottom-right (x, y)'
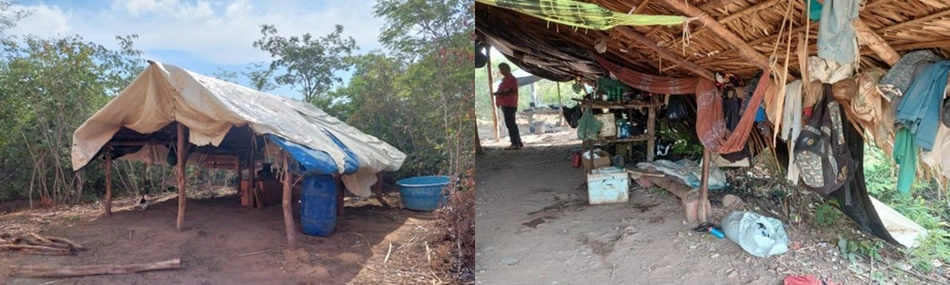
top-left (495, 75), bottom-right (518, 107)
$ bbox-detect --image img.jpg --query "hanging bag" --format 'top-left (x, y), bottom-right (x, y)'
top-left (793, 84), bottom-right (855, 195)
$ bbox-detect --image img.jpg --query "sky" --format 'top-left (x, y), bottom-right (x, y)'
top-left (4, 0), bottom-right (389, 99)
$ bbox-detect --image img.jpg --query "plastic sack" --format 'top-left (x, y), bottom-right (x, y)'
top-left (577, 108), bottom-right (603, 141)
top-left (666, 95), bottom-right (688, 122)
top-left (722, 211), bottom-right (789, 258)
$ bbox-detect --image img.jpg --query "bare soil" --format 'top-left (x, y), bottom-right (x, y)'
top-left (0, 189), bottom-right (450, 284)
top-left (474, 130), bottom-right (945, 285)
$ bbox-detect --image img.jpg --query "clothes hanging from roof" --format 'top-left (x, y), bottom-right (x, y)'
top-left (922, 125), bottom-right (950, 181)
top-left (781, 80), bottom-right (804, 185)
top-left (894, 128), bottom-right (917, 195)
top-left (808, 0), bottom-right (823, 21)
top-left (878, 50), bottom-right (942, 101)
top-left (817, 0), bottom-right (860, 65)
top-left (895, 60), bottom-right (950, 151)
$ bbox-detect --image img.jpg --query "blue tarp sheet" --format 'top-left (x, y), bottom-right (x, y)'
top-left (266, 133), bottom-right (359, 175)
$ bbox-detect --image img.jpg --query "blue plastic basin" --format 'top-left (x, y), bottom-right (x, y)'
top-left (300, 175), bottom-right (336, 237)
top-left (396, 176), bottom-right (451, 211)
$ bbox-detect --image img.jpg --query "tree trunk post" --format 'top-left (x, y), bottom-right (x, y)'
top-left (176, 123), bottom-right (187, 231)
top-left (699, 149), bottom-right (711, 223)
top-left (249, 128), bottom-right (258, 209)
top-left (486, 54), bottom-right (500, 142)
top-left (281, 153), bottom-right (297, 249)
top-left (104, 146), bottom-right (112, 216)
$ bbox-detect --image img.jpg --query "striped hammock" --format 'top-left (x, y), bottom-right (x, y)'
top-left (476, 0), bottom-right (686, 30)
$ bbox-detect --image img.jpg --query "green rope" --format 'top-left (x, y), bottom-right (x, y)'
top-left (477, 0), bottom-right (686, 30)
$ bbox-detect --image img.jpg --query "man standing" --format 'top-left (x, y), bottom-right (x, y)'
top-left (493, 63), bottom-right (523, 150)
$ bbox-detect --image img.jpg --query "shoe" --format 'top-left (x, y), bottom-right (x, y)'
top-left (505, 145), bottom-right (521, 150)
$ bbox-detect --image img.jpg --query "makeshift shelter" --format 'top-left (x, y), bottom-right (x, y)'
top-left (475, 0), bottom-right (950, 247)
top-left (72, 61), bottom-right (406, 247)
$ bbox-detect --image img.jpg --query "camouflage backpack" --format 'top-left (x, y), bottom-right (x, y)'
top-left (793, 84), bottom-right (855, 195)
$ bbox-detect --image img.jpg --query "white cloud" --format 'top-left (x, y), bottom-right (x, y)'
top-left (8, 0), bottom-right (386, 65)
top-left (7, 3), bottom-right (71, 38)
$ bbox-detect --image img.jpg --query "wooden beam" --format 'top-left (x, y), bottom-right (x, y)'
top-left (698, 0), bottom-right (744, 11)
top-left (660, 0), bottom-right (783, 47)
top-left (853, 19), bottom-right (899, 66)
top-left (891, 40), bottom-right (950, 51)
top-left (104, 147), bottom-right (112, 217)
top-left (9, 259), bottom-right (182, 278)
top-left (632, 0), bottom-right (652, 14)
top-left (281, 153), bottom-right (297, 249)
top-left (176, 123), bottom-right (187, 231)
top-left (660, 0), bottom-right (771, 69)
top-left (618, 27), bottom-right (716, 80)
top-left (876, 8), bottom-right (950, 34)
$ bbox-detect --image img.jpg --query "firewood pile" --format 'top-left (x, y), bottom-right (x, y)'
top-left (0, 232), bottom-right (86, 255)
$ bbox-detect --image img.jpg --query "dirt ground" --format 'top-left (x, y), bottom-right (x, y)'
top-left (475, 127), bottom-right (946, 285)
top-left (0, 189), bottom-right (449, 284)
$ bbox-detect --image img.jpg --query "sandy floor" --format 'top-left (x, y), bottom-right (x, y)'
top-left (0, 191), bottom-right (444, 284)
top-left (474, 134), bottom-right (947, 285)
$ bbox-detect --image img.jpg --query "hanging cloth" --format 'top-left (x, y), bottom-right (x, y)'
top-left (895, 60), bottom-right (950, 151)
top-left (878, 50), bottom-right (942, 101)
top-left (594, 55), bottom-right (771, 154)
top-left (894, 128), bottom-right (917, 195)
top-left (474, 0), bottom-right (686, 30)
top-left (816, 0), bottom-right (860, 65)
top-left (782, 80), bottom-right (804, 184)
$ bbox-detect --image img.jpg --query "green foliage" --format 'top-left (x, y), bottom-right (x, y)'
top-left (839, 236), bottom-right (884, 262)
top-left (816, 199), bottom-right (842, 227)
top-left (0, 32), bottom-right (144, 204)
top-left (252, 24), bottom-right (357, 108)
top-left (862, 146), bottom-right (950, 273)
top-left (657, 120), bottom-right (704, 160)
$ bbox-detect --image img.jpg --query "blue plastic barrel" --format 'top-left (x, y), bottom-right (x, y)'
top-left (300, 175), bottom-right (336, 237)
top-left (396, 176), bottom-right (451, 211)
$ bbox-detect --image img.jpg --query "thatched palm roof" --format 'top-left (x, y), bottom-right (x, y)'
top-left (476, 0), bottom-right (950, 82)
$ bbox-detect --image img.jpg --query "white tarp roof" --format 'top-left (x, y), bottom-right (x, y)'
top-left (72, 61), bottom-right (406, 196)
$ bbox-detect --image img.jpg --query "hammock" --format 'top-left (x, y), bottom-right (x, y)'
top-left (475, 0), bottom-right (686, 30)
top-left (594, 56), bottom-right (772, 154)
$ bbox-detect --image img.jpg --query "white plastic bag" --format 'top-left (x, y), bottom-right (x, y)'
top-left (722, 211), bottom-right (789, 258)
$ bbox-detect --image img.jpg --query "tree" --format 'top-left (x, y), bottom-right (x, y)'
top-left (211, 62), bottom-right (276, 92)
top-left (0, 34), bottom-right (143, 204)
top-left (252, 24), bottom-right (357, 107)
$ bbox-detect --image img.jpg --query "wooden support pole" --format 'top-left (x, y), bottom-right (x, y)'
top-left (9, 258), bottom-right (181, 278)
top-left (660, 0), bottom-right (771, 70)
top-left (699, 149), bottom-right (711, 223)
top-left (617, 27), bottom-right (716, 81)
top-left (336, 175), bottom-right (344, 217)
top-left (853, 19), bottom-right (899, 66)
top-left (374, 173), bottom-right (391, 208)
top-left (281, 153), bottom-right (297, 249)
top-left (557, 82), bottom-right (564, 126)
top-left (248, 128), bottom-right (260, 209)
top-left (647, 97), bottom-right (656, 162)
top-left (104, 146), bottom-right (113, 216)
top-left (487, 54), bottom-right (501, 142)
top-left (176, 123), bottom-right (187, 231)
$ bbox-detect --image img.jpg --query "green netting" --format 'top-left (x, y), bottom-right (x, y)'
top-left (476, 0), bottom-right (686, 30)
top-left (577, 107), bottom-right (603, 141)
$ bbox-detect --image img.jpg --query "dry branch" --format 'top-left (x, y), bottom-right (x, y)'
top-left (9, 258), bottom-right (182, 278)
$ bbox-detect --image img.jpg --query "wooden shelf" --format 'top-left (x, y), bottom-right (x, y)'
top-left (599, 134), bottom-right (651, 143)
top-left (572, 98), bottom-right (664, 109)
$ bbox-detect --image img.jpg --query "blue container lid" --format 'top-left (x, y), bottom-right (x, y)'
top-left (396, 175), bottom-right (451, 188)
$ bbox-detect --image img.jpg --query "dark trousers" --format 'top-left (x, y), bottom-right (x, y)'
top-left (501, 106), bottom-right (522, 146)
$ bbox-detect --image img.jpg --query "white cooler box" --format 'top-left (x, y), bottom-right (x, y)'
top-left (587, 167), bottom-right (630, 205)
